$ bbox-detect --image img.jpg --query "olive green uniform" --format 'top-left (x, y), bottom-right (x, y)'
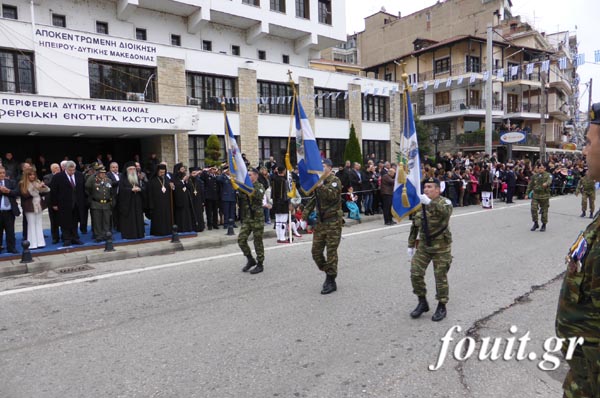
top-left (410, 196), bottom-right (453, 304)
top-left (556, 212), bottom-right (600, 397)
top-left (238, 181), bottom-right (265, 263)
top-left (302, 174), bottom-right (343, 277)
top-left (577, 175), bottom-right (596, 215)
top-left (85, 174), bottom-right (113, 241)
top-left (526, 171), bottom-right (552, 224)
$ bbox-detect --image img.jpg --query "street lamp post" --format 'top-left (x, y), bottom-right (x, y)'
top-left (430, 126), bottom-right (440, 163)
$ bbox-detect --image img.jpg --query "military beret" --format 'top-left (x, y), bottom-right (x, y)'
top-left (322, 158), bottom-right (333, 167)
top-left (590, 103), bottom-right (600, 125)
top-left (425, 177), bottom-right (441, 186)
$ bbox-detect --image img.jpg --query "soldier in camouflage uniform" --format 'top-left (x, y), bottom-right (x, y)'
top-left (85, 165), bottom-right (113, 242)
top-left (556, 103), bottom-right (600, 398)
top-left (302, 159), bottom-right (343, 295)
top-left (410, 177), bottom-right (453, 322)
top-left (576, 174), bottom-right (596, 219)
top-left (239, 168), bottom-right (266, 274)
top-left (526, 162), bottom-right (552, 232)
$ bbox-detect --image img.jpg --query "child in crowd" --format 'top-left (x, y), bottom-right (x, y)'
top-left (345, 186), bottom-right (361, 223)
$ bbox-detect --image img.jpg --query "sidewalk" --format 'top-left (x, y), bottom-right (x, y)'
top-left (0, 215), bottom-right (377, 277)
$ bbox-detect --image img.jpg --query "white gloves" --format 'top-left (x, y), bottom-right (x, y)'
top-left (419, 194), bottom-right (431, 205)
top-left (407, 248), bottom-right (415, 258)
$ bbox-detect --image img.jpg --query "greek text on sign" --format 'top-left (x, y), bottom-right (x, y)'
top-left (500, 131), bottom-right (527, 144)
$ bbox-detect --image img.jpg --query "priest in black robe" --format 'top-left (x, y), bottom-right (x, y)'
top-left (189, 167), bottom-right (206, 232)
top-left (147, 164), bottom-right (173, 236)
top-left (118, 162), bottom-right (145, 239)
top-left (172, 163), bottom-right (194, 233)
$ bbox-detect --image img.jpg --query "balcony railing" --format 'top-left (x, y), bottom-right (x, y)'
top-left (456, 131), bottom-right (541, 147)
top-left (504, 71), bottom-right (541, 83)
top-left (417, 62), bottom-right (483, 82)
top-left (506, 102), bottom-right (542, 114)
top-left (419, 99), bottom-right (503, 116)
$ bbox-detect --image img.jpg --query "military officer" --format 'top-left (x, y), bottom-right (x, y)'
top-left (556, 102), bottom-right (600, 397)
top-left (85, 165), bottom-right (113, 242)
top-left (239, 168), bottom-right (266, 274)
top-left (576, 173), bottom-right (596, 219)
top-left (526, 162), bottom-right (552, 231)
top-left (410, 177), bottom-right (453, 322)
top-left (302, 159), bottom-right (343, 295)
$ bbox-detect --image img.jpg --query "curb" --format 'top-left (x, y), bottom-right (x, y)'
top-left (0, 216), bottom-right (378, 278)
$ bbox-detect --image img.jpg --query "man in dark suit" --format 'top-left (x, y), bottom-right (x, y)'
top-left (43, 163), bottom-right (61, 244)
top-left (50, 160), bottom-right (85, 246)
top-left (0, 166), bottom-right (20, 253)
top-left (202, 166), bottom-right (220, 230)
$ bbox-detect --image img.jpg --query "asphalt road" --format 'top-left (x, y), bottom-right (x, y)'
top-left (0, 194), bottom-right (591, 398)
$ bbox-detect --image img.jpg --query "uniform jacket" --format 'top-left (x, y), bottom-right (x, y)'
top-left (578, 175), bottom-right (596, 194)
top-left (201, 171), bottom-right (219, 201)
top-left (270, 173), bottom-right (289, 214)
top-left (239, 181), bottom-right (265, 221)
top-left (526, 171), bottom-right (552, 199)
top-left (302, 173), bottom-right (343, 223)
top-left (217, 175), bottom-right (237, 202)
top-left (85, 175), bottom-right (113, 210)
top-left (417, 195), bottom-right (453, 249)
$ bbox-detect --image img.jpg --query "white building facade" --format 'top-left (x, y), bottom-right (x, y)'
top-left (0, 0), bottom-right (399, 168)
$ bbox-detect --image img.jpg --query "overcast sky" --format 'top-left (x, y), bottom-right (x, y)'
top-left (345, 0), bottom-right (600, 109)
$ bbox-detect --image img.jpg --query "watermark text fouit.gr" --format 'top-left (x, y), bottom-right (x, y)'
top-left (429, 325), bottom-right (583, 371)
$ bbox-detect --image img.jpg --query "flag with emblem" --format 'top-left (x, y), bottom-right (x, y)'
top-left (223, 108), bottom-right (253, 195)
top-left (392, 88), bottom-right (421, 221)
top-left (291, 90), bottom-right (323, 194)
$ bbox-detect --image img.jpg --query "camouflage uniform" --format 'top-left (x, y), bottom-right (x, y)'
top-left (302, 173), bottom-right (343, 277)
top-left (238, 181), bottom-right (265, 263)
top-left (408, 213), bottom-right (420, 250)
top-left (577, 175), bottom-right (596, 215)
top-left (85, 173), bottom-right (113, 241)
top-left (410, 196), bottom-right (453, 304)
top-left (556, 212), bottom-right (600, 397)
top-left (526, 171), bottom-right (552, 224)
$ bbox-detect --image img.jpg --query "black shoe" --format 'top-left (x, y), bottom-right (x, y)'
top-left (208, 226), bottom-right (213, 231)
top-left (233, 224), bottom-right (238, 228)
top-left (7, 249), bottom-right (18, 254)
top-left (249, 263), bottom-right (263, 274)
top-left (52, 239), bottom-right (59, 244)
top-left (410, 296), bottom-right (429, 318)
top-left (540, 224), bottom-right (546, 232)
top-left (72, 240), bottom-right (84, 245)
top-left (591, 212), bottom-right (594, 219)
top-left (321, 275), bottom-right (337, 294)
top-left (530, 222), bottom-right (539, 231)
top-left (63, 241), bottom-right (72, 247)
top-left (581, 212), bottom-right (586, 217)
top-left (242, 256), bottom-right (257, 272)
top-left (431, 303), bottom-right (447, 322)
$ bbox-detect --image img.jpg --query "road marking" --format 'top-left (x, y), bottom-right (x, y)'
top-left (0, 197), bottom-right (566, 297)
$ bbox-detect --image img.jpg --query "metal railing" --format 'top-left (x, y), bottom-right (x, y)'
top-left (506, 102), bottom-right (542, 114)
top-left (456, 130), bottom-right (540, 147)
top-left (417, 62), bottom-right (483, 82)
top-left (419, 99), bottom-right (503, 116)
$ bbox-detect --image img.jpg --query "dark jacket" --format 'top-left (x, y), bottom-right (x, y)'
top-left (381, 174), bottom-right (395, 196)
top-left (217, 175), bottom-right (237, 202)
top-left (49, 171), bottom-right (86, 228)
top-left (201, 171), bottom-right (219, 201)
top-left (0, 178), bottom-right (21, 216)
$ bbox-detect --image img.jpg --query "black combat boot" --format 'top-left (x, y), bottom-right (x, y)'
top-left (321, 274), bottom-right (337, 295)
top-left (591, 212), bottom-right (594, 219)
top-left (540, 223), bottom-right (546, 232)
top-left (242, 256), bottom-right (257, 272)
top-left (431, 302), bottom-right (447, 322)
top-left (410, 296), bottom-right (429, 318)
top-left (530, 222), bottom-right (539, 231)
top-left (581, 211), bottom-right (586, 217)
top-left (249, 262), bottom-right (263, 274)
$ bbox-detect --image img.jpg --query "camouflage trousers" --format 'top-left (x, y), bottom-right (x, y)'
top-left (581, 193), bottom-right (595, 214)
top-left (531, 197), bottom-right (550, 224)
top-left (410, 245), bottom-right (452, 304)
top-left (238, 217), bottom-right (265, 263)
top-left (311, 219), bottom-right (342, 276)
top-left (562, 344), bottom-right (600, 398)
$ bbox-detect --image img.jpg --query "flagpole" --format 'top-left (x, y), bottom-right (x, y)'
top-left (221, 99), bottom-right (232, 171)
top-left (286, 70), bottom-right (297, 243)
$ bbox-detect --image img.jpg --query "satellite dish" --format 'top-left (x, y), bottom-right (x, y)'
top-left (381, 6), bottom-right (386, 12)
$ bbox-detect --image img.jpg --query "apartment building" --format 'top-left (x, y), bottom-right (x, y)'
top-left (0, 0), bottom-right (399, 168)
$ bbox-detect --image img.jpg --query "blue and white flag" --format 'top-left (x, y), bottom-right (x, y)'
top-left (294, 96), bottom-right (323, 194)
top-left (595, 50), bottom-right (600, 63)
top-left (526, 63), bottom-right (534, 75)
top-left (559, 57), bottom-right (567, 70)
top-left (434, 79), bottom-right (440, 89)
top-left (446, 77), bottom-right (452, 88)
top-left (576, 53), bottom-right (585, 67)
top-left (392, 93), bottom-right (421, 221)
top-left (511, 65), bottom-right (519, 77)
top-left (496, 68), bottom-right (504, 80)
top-left (541, 60), bottom-right (550, 73)
top-left (224, 114), bottom-right (253, 195)
top-left (457, 76), bottom-right (464, 85)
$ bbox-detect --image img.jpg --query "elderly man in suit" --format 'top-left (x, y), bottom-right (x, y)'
top-left (0, 166), bottom-right (20, 253)
top-left (50, 160), bottom-right (86, 246)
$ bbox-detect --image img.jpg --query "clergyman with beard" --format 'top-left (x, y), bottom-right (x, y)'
top-left (147, 164), bottom-right (173, 236)
top-left (118, 161), bottom-right (145, 239)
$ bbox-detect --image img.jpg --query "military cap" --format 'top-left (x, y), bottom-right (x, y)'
top-left (188, 166), bottom-right (199, 172)
top-left (249, 167), bottom-right (259, 174)
top-left (590, 102), bottom-right (600, 125)
top-left (424, 177), bottom-right (441, 186)
top-left (96, 166), bottom-right (107, 173)
top-left (322, 158), bottom-right (333, 167)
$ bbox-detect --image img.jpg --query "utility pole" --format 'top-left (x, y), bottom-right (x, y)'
top-left (485, 24), bottom-right (493, 157)
top-left (588, 78), bottom-right (593, 112)
top-left (540, 69), bottom-right (547, 163)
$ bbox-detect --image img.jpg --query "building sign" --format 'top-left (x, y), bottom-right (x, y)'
top-left (0, 94), bottom-right (198, 131)
top-left (35, 28), bottom-right (158, 64)
top-left (500, 131), bottom-right (526, 144)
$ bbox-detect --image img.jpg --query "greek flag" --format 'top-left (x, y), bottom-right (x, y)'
top-left (496, 68), bottom-right (504, 79)
top-left (434, 79), bottom-right (440, 89)
top-left (294, 96), bottom-right (323, 194)
top-left (392, 92), bottom-right (421, 221)
top-left (224, 114), bottom-right (253, 195)
top-left (576, 53), bottom-right (585, 67)
top-left (446, 77), bottom-right (452, 88)
top-left (511, 65), bottom-right (519, 77)
top-left (595, 50), bottom-right (600, 63)
top-left (541, 60), bottom-right (550, 72)
top-left (559, 57), bottom-right (567, 70)
top-left (526, 63), bottom-right (534, 75)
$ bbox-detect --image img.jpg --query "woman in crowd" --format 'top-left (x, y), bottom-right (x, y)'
top-left (19, 168), bottom-right (50, 249)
